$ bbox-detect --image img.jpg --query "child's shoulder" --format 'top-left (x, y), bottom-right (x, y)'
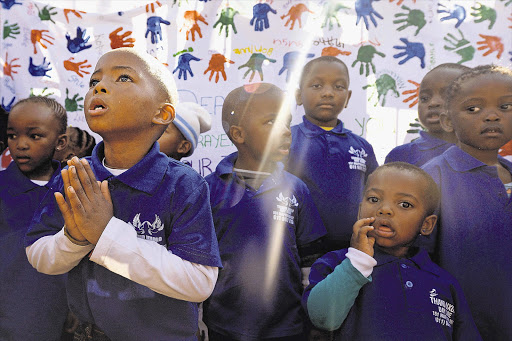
top-left (164, 157), bottom-right (208, 189)
top-left (313, 248), bottom-right (349, 271)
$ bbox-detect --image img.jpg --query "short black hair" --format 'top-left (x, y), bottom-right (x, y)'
top-left (0, 106), bottom-right (8, 153)
top-left (366, 162), bottom-right (440, 216)
top-left (67, 126), bottom-right (96, 158)
top-left (299, 56), bottom-right (349, 89)
top-left (11, 96), bottom-right (67, 135)
top-left (429, 62), bottom-right (471, 73)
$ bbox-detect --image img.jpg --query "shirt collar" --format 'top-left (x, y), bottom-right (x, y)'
top-left (416, 131), bottom-right (452, 151)
top-left (5, 160), bottom-right (61, 195)
top-left (444, 145), bottom-right (512, 173)
top-left (299, 116), bottom-right (350, 137)
top-left (374, 247), bottom-right (440, 276)
top-left (90, 141), bottom-right (169, 195)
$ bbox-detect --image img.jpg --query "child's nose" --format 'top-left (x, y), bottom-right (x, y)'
top-left (321, 86), bottom-right (334, 97)
top-left (485, 110), bottom-right (501, 121)
top-left (16, 137), bottom-right (29, 150)
top-left (377, 204), bottom-right (393, 216)
top-left (93, 83), bottom-right (108, 94)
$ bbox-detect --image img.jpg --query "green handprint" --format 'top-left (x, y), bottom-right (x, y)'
top-left (30, 87), bottom-right (54, 97)
top-left (351, 45), bottom-right (385, 76)
top-left (444, 29), bottom-right (475, 64)
top-left (238, 53), bottom-right (276, 82)
top-left (3, 20), bottom-right (20, 39)
top-left (393, 6), bottom-right (426, 36)
top-left (214, 7), bottom-right (238, 37)
top-left (407, 117), bottom-right (425, 136)
top-left (322, 3), bottom-right (350, 30)
top-left (65, 88), bottom-right (84, 112)
top-left (362, 74), bottom-right (399, 107)
top-left (500, 0), bottom-right (512, 7)
top-left (35, 4), bottom-right (57, 24)
top-left (471, 3), bottom-right (496, 29)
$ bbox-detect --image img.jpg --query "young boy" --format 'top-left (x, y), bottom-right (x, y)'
top-left (304, 162), bottom-right (482, 340)
top-left (1, 96), bottom-right (69, 340)
top-left (203, 83), bottom-right (326, 340)
top-left (157, 101), bottom-right (211, 160)
top-left (385, 63), bottom-right (470, 166)
top-left (25, 48), bottom-right (222, 340)
top-left (423, 65), bottom-right (512, 340)
top-left (287, 56), bottom-right (378, 253)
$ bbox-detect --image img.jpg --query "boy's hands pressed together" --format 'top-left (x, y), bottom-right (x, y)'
top-left (350, 217), bottom-right (376, 257)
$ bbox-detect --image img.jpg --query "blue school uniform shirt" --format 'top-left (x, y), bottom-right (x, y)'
top-left (25, 141), bottom-right (222, 341)
top-left (287, 116), bottom-right (378, 251)
top-left (423, 146), bottom-right (512, 340)
top-left (385, 131), bottom-right (454, 166)
top-left (0, 161), bottom-right (68, 341)
top-left (203, 152), bottom-right (326, 340)
top-left (304, 247), bottom-right (481, 341)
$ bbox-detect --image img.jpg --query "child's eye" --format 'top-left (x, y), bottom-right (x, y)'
top-left (466, 106), bottom-right (480, 113)
top-left (500, 103), bottom-right (512, 110)
top-left (311, 84), bottom-right (321, 89)
top-left (266, 119), bottom-right (275, 125)
top-left (367, 196), bottom-right (379, 203)
top-left (335, 85), bottom-right (345, 90)
top-left (399, 202), bottom-right (413, 209)
top-left (7, 133), bottom-right (15, 140)
top-left (419, 96), bottom-right (429, 103)
top-left (89, 79), bottom-right (99, 88)
top-left (117, 74), bottom-right (133, 82)
top-left (31, 134), bottom-right (42, 140)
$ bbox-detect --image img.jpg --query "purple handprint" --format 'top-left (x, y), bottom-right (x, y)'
top-left (66, 27), bottom-right (92, 53)
top-left (393, 38), bottom-right (425, 68)
top-left (278, 51), bottom-right (314, 82)
top-left (250, 3), bottom-right (277, 32)
top-left (0, 0), bottom-right (22, 10)
top-left (28, 56), bottom-right (52, 77)
top-left (355, 0), bottom-right (383, 30)
top-left (173, 53), bottom-right (200, 80)
top-left (146, 16), bottom-right (170, 44)
top-left (437, 3), bottom-right (466, 28)
top-left (1, 96), bottom-right (15, 112)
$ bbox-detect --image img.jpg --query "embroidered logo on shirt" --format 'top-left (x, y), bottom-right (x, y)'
top-left (348, 146), bottom-right (367, 172)
top-left (273, 192), bottom-right (298, 225)
top-left (430, 288), bottom-right (455, 328)
top-left (129, 213), bottom-right (164, 242)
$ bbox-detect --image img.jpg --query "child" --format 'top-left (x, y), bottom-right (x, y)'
top-left (25, 48), bottom-right (222, 340)
top-left (0, 96), bottom-right (69, 340)
top-left (385, 63), bottom-right (470, 166)
top-left (304, 162), bottom-right (482, 340)
top-left (53, 125), bottom-right (96, 166)
top-left (203, 83), bottom-right (326, 340)
top-left (287, 56), bottom-right (378, 253)
top-left (423, 65), bottom-right (512, 340)
top-left (157, 101), bottom-right (211, 160)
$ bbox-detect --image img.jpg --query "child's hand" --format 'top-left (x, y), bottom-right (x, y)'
top-left (55, 168), bottom-right (87, 243)
top-left (350, 217), bottom-right (376, 257)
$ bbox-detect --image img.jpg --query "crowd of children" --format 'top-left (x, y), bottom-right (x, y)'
top-left (0, 46), bottom-right (511, 341)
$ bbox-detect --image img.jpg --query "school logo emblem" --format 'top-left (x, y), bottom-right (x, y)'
top-left (129, 213), bottom-right (164, 242)
top-left (429, 288), bottom-right (455, 328)
top-left (273, 192), bottom-right (298, 225)
top-left (348, 146), bottom-right (368, 172)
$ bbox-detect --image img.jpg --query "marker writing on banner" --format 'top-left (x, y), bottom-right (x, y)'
top-left (178, 89), bottom-right (224, 116)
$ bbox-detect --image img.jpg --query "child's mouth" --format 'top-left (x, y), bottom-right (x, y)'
top-left (481, 126), bottom-right (503, 137)
top-left (88, 99), bottom-right (108, 116)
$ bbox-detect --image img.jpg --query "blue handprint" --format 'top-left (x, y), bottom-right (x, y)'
top-left (173, 53), bottom-right (200, 80)
top-left (66, 27), bottom-right (92, 53)
top-left (28, 57), bottom-right (52, 77)
top-left (509, 51), bottom-right (512, 62)
top-left (355, 0), bottom-right (383, 30)
top-left (146, 16), bottom-right (170, 44)
top-left (278, 51), bottom-right (314, 82)
top-left (393, 38), bottom-right (425, 68)
top-left (437, 3), bottom-right (466, 28)
top-left (250, 3), bottom-right (277, 32)
top-left (1, 96), bottom-right (15, 112)
top-left (0, 0), bottom-right (22, 10)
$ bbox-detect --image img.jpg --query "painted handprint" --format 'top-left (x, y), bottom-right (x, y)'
top-left (477, 34), bottom-right (504, 59)
top-left (500, 0), bottom-right (512, 6)
top-left (393, 6), bottom-right (425, 36)
top-left (321, 2), bottom-right (349, 30)
top-left (281, 3), bottom-right (313, 30)
top-left (402, 80), bottom-right (420, 108)
top-left (355, 0), bottom-right (383, 30)
top-left (437, 3), bottom-right (466, 28)
top-left (250, 3), bottom-right (277, 32)
top-left (65, 89), bottom-right (84, 112)
top-left (30, 87), bottom-right (54, 97)
top-left (181, 10), bottom-right (208, 41)
top-left (239, 53), bottom-right (276, 82)
top-left (214, 7), bottom-right (238, 37)
top-left (146, 1), bottom-right (162, 13)
top-left (3, 20), bottom-right (20, 39)
top-left (444, 29), bottom-right (475, 64)
top-left (66, 27), bottom-right (92, 53)
top-left (362, 74), bottom-right (399, 107)
top-left (351, 45), bottom-right (385, 76)
top-left (109, 27), bottom-right (135, 49)
top-left (3, 53), bottom-right (20, 81)
top-left (146, 16), bottom-right (170, 44)
top-left (204, 53), bottom-right (234, 83)
top-left (31, 29), bottom-right (54, 54)
top-left (35, 4), bottom-right (57, 24)
top-left (28, 57), bottom-right (52, 77)
top-left (471, 3), bottom-right (496, 30)
top-left (278, 51), bottom-right (314, 82)
top-left (63, 9), bottom-right (86, 23)
top-left (0, 0), bottom-right (21, 10)
top-left (173, 53), bottom-right (200, 80)
top-left (64, 57), bottom-right (91, 78)
top-left (407, 118), bottom-right (425, 135)
top-left (321, 47), bottom-right (351, 57)
top-left (393, 38), bottom-right (425, 68)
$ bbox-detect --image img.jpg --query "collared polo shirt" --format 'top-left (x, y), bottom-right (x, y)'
top-left (385, 131), bottom-right (454, 166)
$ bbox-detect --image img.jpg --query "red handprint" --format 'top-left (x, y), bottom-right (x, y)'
top-left (180, 10), bottom-right (208, 42)
top-left (281, 3), bottom-right (313, 30)
top-left (203, 53), bottom-right (234, 83)
top-left (63, 57), bottom-right (91, 78)
top-left (477, 34), bottom-right (504, 59)
top-left (63, 9), bottom-right (86, 23)
top-left (3, 53), bottom-right (21, 81)
top-left (508, 14), bottom-right (512, 29)
top-left (389, 0), bottom-right (416, 5)
top-left (146, 1), bottom-right (162, 13)
top-left (30, 29), bottom-right (54, 54)
top-left (402, 80), bottom-right (420, 108)
top-left (109, 27), bottom-right (136, 49)
top-left (321, 46), bottom-right (351, 57)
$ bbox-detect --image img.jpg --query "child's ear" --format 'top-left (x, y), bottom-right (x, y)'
top-left (229, 125), bottom-right (244, 144)
top-left (420, 215), bottom-right (437, 236)
top-left (344, 90), bottom-right (352, 108)
top-left (439, 112), bottom-right (454, 133)
top-left (177, 140), bottom-right (192, 155)
top-left (55, 133), bottom-right (68, 152)
top-left (295, 88), bottom-right (303, 106)
top-left (153, 103), bottom-right (176, 126)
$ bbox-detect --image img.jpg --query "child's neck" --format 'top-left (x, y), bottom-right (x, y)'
top-left (233, 155), bottom-right (277, 174)
top-left (103, 138), bottom-right (154, 169)
top-left (24, 161), bottom-right (55, 181)
top-left (459, 144), bottom-right (500, 167)
top-left (233, 155), bottom-right (276, 190)
top-left (427, 130), bottom-right (458, 144)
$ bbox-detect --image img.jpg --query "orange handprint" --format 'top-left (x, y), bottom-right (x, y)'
top-left (499, 140), bottom-right (512, 157)
top-left (402, 80), bottom-right (420, 108)
top-left (30, 29), bottom-right (54, 54)
top-left (281, 3), bottom-right (313, 30)
top-left (63, 9), bottom-right (86, 23)
top-left (63, 57), bottom-right (91, 78)
top-left (508, 14), bottom-right (511, 29)
top-left (3, 53), bottom-right (21, 81)
top-left (146, 1), bottom-right (162, 13)
top-left (477, 34), bottom-right (504, 59)
top-left (321, 46), bottom-right (351, 57)
top-left (203, 53), bottom-right (234, 83)
top-left (109, 27), bottom-right (136, 49)
top-left (389, 0), bottom-right (416, 5)
top-left (181, 10), bottom-right (208, 42)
